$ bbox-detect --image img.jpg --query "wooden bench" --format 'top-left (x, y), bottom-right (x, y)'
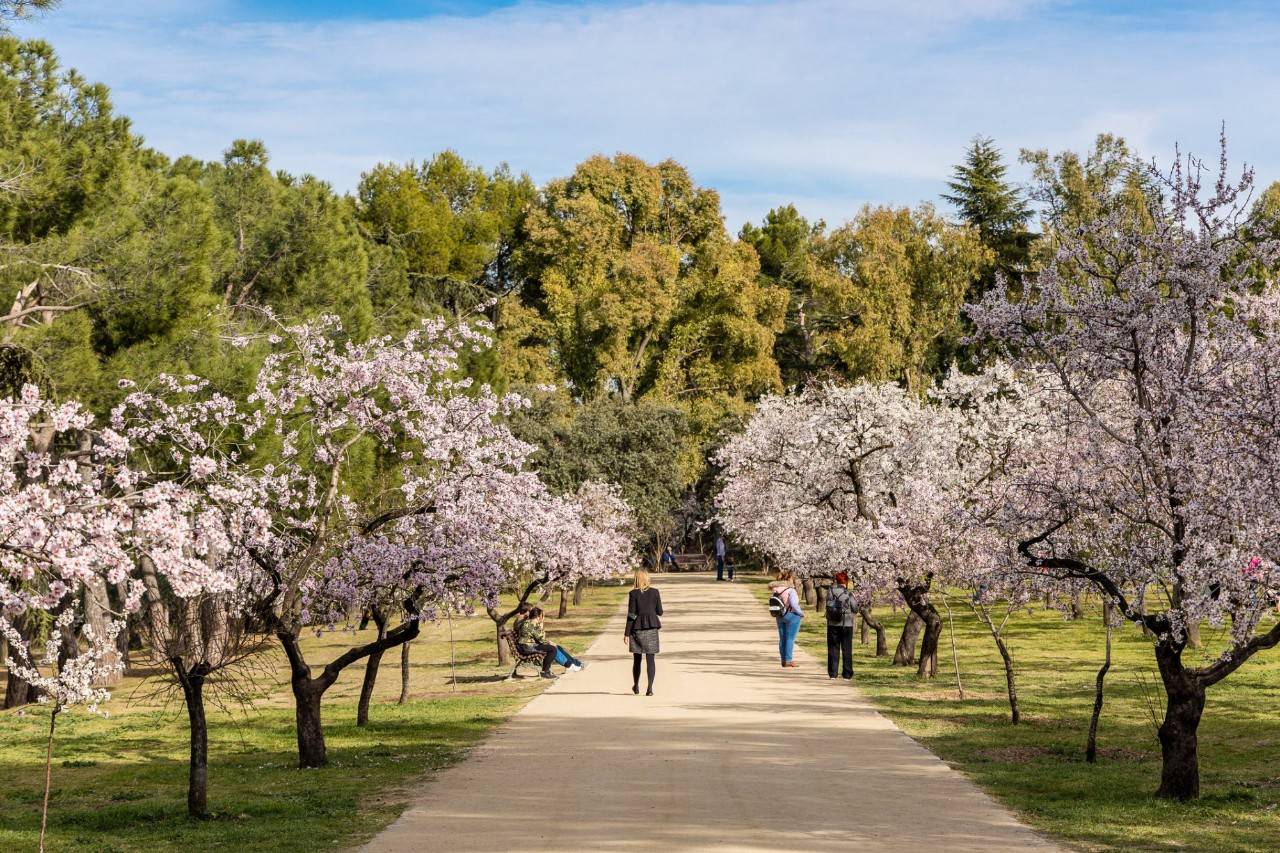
top-left (667, 552), bottom-right (710, 572)
top-left (501, 629), bottom-right (545, 679)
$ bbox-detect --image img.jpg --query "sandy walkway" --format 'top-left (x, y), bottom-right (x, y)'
top-left (363, 574), bottom-right (1061, 852)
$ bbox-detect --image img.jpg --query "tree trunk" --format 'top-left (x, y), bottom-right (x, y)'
top-left (1154, 640), bottom-right (1205, 800)
top-left (356, 649), bottom-right (385, 727)
top-left (572, 578), bottom-right (585, 606)
top-left (916, 610), bottom-right (942, 678)
top-left (859, 615), bottom-right (869, 645)
top-left (801, 578), bottom-right (815, 606)
top-left (398, 641), bottom-right (411, 705)
top-left (356, 611), bottom-right (388, 727)
top-left (815, 583), bottom-right (827, 615)
top-left (859, 607), bottom-right (888, 656)
top-left (893, 612), bottom-right (923, 666)
top-left (293, 681), bottom-right (328, 769)
top-left (176, 662), bottom-right (210, 818)
top-left (557, 588), bottom-right (568, 619)
top-left (994, 634), bottom-right (1019, 724)
top-left (1070, 589), bottom-right (1085, 620)
top-left (494, 622), bottom-right (511, 666)
top-left (1086, 602), bottom-right (1112, 763)
top-left (3, 610), bottom-right (37, 708)
top-left (899, 582), bottom-right (941, 678)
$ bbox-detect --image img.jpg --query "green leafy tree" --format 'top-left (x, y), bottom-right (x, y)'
top-left (1019, 133), bottom-right (1157, 241)
top-left (942, 135), bottom-right (1035, 296)
top-left (514, 154), bottom-right (785, 436)
top-left (202, 140), bottom-right (373, 338)
top-left (513, 394), bottom-right (691, 550)
top-left (741, 205), bottom-right (843, 387)
top-left (357, 151), bottom-right (535, 320)
top-left (819, 204), bottom-right (989, 393)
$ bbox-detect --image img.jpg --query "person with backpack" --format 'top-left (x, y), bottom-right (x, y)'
top-left (768, 570), bottom-right (804, 668)
top-left (825, 571), bottom-right (856, 680)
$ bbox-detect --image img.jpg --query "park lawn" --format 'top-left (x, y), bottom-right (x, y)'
top-left (0, 582), bottom-right (629, 852)
top-left (751, 579), bottom-right (1280, 852)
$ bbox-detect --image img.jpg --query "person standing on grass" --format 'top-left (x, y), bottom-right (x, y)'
top-left (715, 534), bottom-right (727, 581)
top-left (515, 606), bottom-right (586, 679)
top-left (625, 569), bottom-right (663, 695)
top-left (825, 571), bottom-right (855, 680)
top-left (770, 570), bottom-right (804, 668)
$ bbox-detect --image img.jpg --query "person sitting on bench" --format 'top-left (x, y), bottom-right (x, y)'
top-left (514, 606), bottom-right (586, 679)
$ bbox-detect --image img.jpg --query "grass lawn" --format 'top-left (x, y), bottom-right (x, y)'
top-left (752, 579), bottom-right (1280, 852)
top-left (0, 583), bottom-right (628, 852)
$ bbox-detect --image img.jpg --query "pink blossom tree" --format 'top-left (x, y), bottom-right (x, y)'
top-left (0, 386), bottom-right (237, 835)
top-left (716, 382), bottom-right (961, 676)
top-left (969, 138), bottom-right (1280, 799)
top-left (484, 476), bottom-right (635, 665)
top-left (114, 314), bottom-right (544, 769)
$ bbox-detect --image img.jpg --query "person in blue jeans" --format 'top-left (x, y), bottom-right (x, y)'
top-left (715, 535), bottom-right (727, 581)
top-left (770, 571), bottom-right (804, 667)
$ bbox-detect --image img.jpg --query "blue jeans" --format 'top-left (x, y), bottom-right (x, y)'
top-left (716, 555), bottom-right (726, 580)
top-left (553, 646), bottom-right (577, 667)
top-left (777, 612), bottom-right (802, 663)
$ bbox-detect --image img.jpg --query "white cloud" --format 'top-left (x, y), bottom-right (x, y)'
top-left (13, 0), bottom-right (1280, 227)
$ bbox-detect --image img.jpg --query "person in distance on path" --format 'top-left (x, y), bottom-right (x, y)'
top-left (714, 534), bottom-right (727, 581)
top-left (515, 606), bottom-right (587, 679)
top-left (770, 570), bottom-right (804, 668)
top-left (825, 571), bottom-right (856, 680)
top-left (625, 569), bottom-right (663, 695)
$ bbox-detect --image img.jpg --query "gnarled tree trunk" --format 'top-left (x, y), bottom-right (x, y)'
top-left (557, 588), bottom-right (568, 619)
top-left (893, 611), bottom-right (923, 666)
top-left (859, 607), bottom-right (888, 656)
top-left (1154, 639), bottom-right (1205, 800)
top-left (899, 580), bottom-right (941, 678)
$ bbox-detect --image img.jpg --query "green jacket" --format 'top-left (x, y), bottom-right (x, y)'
top-left (515, 617), bottom-right (546, 648)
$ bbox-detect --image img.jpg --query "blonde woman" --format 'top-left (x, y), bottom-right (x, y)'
top-left (624, 569), bottom-right (663, 695)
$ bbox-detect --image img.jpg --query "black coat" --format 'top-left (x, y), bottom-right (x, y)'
top-left (625, 587), bottom-right (663, 635)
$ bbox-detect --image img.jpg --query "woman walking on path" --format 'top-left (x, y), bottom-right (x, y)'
top-left (771, 571), bottom-right (804, 668)
top-left (625, 569), bottom-right (663, 695)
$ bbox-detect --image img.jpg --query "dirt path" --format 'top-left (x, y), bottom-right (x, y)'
top-left (363, 574), bottom-right (1062, 852)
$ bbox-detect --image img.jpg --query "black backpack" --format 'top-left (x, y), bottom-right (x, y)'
top-left (825, 587), bottom-right (850, 623)
top-left (768, 592), bottom-right (787, 618)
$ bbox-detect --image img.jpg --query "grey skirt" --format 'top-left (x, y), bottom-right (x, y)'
top-left (628, 627), bottom-right (660, 655)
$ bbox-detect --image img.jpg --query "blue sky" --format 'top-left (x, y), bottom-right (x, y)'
top-left (12, 1), bottom-right (1280, 229)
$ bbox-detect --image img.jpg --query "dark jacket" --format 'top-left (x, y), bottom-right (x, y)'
top-left (625, 587), bottom-right (663, 636)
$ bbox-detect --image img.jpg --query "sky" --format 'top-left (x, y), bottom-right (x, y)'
top-left (11, 0), bottom-right (1280, 230)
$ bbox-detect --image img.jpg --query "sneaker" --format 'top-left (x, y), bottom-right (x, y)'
top-left (567, 663), bottom-right (582, 673)
top-left (576, 661), bottom-right (589, 670)
top-left (539, 671), bottom-right (557, 679)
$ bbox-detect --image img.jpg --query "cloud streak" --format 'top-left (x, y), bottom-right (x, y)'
top-left (15, 0), bottom-right (1280, 229)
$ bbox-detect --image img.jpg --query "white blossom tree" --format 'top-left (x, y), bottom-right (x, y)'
top-left (969, 138), bottom-right (1280, 799)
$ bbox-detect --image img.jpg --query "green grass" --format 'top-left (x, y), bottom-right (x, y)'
top-left (0, 583), bottom-right (629, 852)
top-left (752, 580), bottom-right (1280, 852)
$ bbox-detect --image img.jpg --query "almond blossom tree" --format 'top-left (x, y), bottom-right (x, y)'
top-left (1, 386), bottom-right (238, 834)
top-left (969, 139), bottom-right (1280, 799)
top-left (114, 314), bottom-right (546, 769)
top-left (485, 477), bottom-right (635, 665)
top-left (716, 382), bottom-right (960, 677)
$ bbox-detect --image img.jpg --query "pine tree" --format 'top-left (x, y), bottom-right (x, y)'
top-left (942, 135), bottom-right (1035, 298)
